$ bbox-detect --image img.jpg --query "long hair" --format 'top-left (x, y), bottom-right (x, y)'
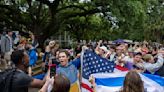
top-left (52, 74), bottom-right (70, 92)
top-left (121, 70), bottom-right (144, 92)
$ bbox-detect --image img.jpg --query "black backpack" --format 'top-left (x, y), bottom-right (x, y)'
top-left (0, 69), bottom-right (16, 92)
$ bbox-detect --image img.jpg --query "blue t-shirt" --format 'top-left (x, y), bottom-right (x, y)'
top-left (57, 62), bottom-right (78, 84)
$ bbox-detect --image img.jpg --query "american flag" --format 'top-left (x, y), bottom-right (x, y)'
top-left (81, 49), bottom-right (115, 92)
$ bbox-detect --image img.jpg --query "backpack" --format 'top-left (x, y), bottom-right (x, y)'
top-left (0, 68), bottom-right (16, 92)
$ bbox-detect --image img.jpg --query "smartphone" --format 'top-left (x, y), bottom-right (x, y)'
top-left (49, 64), bottom-right (56, 78)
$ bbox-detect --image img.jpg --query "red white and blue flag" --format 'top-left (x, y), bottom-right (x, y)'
top-left (80, 49), bottom-right (115, 92)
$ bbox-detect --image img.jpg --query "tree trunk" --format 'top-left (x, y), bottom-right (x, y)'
top-left (36, 34), bottom-right (49, 51)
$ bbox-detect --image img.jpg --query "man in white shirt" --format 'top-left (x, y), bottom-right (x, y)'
top-left (142, 52), bottom-right (164, 74)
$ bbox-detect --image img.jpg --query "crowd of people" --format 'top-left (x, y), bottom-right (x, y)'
top-left (0, 28), bottom-right (164, 92)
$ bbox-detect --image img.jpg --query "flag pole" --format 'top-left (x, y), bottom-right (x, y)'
top-left (80, 46), bottom-right (87, 91)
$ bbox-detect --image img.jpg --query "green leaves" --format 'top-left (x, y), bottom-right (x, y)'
top-left (0, 0), bottom-right (163, 43)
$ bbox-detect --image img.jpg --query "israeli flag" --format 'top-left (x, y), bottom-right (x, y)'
top-left (93, 72), bottom-right (164, 92)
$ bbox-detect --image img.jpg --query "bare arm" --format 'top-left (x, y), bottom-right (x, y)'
top-left (39, 70), bottom-right (53, 92)
top-left (38, 80), bottom-right (50, 92)
top-left (144, 54), bottom-right (164, 74)
top-left (95, 40), bottom-right (102, 54)
top-left (30, 69), bottom-right (50, 88)
top-left (30, 78), bottom-right (45, 88)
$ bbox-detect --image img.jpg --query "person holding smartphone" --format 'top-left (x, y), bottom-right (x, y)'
top-left (49, 64), bottom-right (56, 78)
top-left (39, 74), bottom-right (70, 92)
top-left (39, 64), bottom-right (71, 92)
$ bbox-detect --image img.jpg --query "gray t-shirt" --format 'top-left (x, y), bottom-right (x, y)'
top-left (11, 70), bottom-right (33, 92)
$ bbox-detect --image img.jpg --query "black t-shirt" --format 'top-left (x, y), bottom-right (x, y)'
top-left (156, 63), bottom-right (164, 77)
top-left (52, 58), bottom-right (60, 66)
top-left (11, 70), bottom-right (33, 92)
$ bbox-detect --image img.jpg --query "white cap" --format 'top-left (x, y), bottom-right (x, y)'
top-left (99, 46), bottom-right (108, 52)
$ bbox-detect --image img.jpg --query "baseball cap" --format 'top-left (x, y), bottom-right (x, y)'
top-left (99, 46), bottom-right (108, 52)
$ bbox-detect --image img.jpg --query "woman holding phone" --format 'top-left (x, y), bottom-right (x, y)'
top-left (39, 74), bottom-right (70, 92)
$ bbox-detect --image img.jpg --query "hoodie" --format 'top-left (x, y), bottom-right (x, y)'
top-left (57, 62), bottom-right (78, 84)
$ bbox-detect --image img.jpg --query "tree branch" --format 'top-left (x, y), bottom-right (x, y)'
top-left (0, 5), bottom-right (12, 11)
top-left (36, 0), bottom-right (51, 6)
top-left (11, 0), bottom-right (16, 4)
top-left (53, 0), bottom-right (62, 9)
top-left (25, 0), bottom-right (35, 22)
top-left (56, 5), bottom-right (87, 12)
top-left (26, 0), bottom-right (32, 7)
top-left (0, 5), bottom-right (29, 29)
top-left (64, 8), bottom-right (101, 19)
top-left (36, 2), bottom-right (43, 20)
top-left (36, 0), bottom-right (62, 19)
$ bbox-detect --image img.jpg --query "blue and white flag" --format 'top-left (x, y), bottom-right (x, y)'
top-left (92, 72), bottom-right (164, 92)
top-left (80, 48), bottom-right (164, 92)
